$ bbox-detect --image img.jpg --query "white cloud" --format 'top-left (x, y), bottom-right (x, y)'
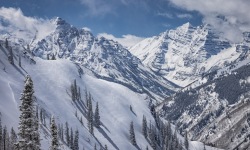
top-left (157, 12), bottom-right (174, 19)
top-left (176, 13), bottom-right (192, 19)
top-left (169, 0), bottom-right (250, 42)
top-left (97, 33), bottom-right (145, 48)
top-left (0, 7), bottom-right (56, 43)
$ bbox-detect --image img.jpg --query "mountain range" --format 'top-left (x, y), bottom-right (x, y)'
top-left (0, 16), bottom-right (250, 150)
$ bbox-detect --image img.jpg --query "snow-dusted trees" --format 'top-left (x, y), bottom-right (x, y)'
top-left (65, 122), bottom-right (70, 146)
top-left (129, 121), bottom-right (137, 146)
top-left (70, 128), bottom-right (74, 149)
top-left (142, 115), bottom-right (147, 138)
top-left (17, 75), bottom-right (40, 150)
top-left (74, 130), bottom-right (79, 150)
top-left (87, 97), bottom-right (94, 135)
top-left (33, 112), bottom-right (41, 150)
top-left (8, 47), bottom-right (14, 65)
top-left (10, 127), bottom-right (17, 150)
top-left (50, 116), bottom-right (59, 150)
top-left (0, 116), bottom-right (2, 149)
top-left (70, 79), bottom-right (81, 101)
top-left (184, 131), bottom-right (189, 150)
top-left (94, 102), bottom-right (100, 128)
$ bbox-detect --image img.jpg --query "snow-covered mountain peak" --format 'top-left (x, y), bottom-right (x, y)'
top-left (129, 22), bottom-right (241, 87)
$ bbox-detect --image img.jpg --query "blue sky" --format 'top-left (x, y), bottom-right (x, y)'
top-left (1, 0), bottom-right (249, 47)
top-left (0, 0), bottom-right (202, 37)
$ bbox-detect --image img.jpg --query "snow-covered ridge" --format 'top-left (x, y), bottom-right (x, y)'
top-left (30, 17), bottom-right (178, 100)
top-left (129, 23), bottom-right (249, 87)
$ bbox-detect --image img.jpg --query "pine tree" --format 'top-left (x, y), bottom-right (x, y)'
top-left (94, 144), bottom-right (97, 150)
top-left (10, 127), bottom-right (17, 150)
top-left (80, 117), bottom-right (83, 125)
top-left (17, 75), bottom-right (40, 150)
top-left (146, 145), bottom-right (149, 150)
top-left (65, 122), bottom-right (70, 146)
top-left (142, 115), bottom-right (147, 138)
top-left (39, 109), bottom-right (43, 124)
top-left (104, 145), bottom-right (108, 150)
top-left (70, 128), bottom-right (74, 150)
top-left (61, 124), bottom-right (64, 141)
top-left (3, 126), bottom-right (7, 150)
top-left (184, 131), bottom-right (189, 150)
top-left (85, 90), bottom-right (88, 107)
top-left (129, 121), bottom-right (137, 146)
top-left (78, 87), bottom-right (81, 101)
top-left (0, 116), bottom-right (2, 150)
top-left (50, 116), bottom-right (59, 150)
top-left (74, 130), bottom-right (79, 150)
top-left (8, 47), bottom-right (14, 65)
top-left (33, 110), bottom-right (41, 150)
top-left (94, 102), bottom-right (100, 128)
top-left (87, 98), bottom-right (94, 135)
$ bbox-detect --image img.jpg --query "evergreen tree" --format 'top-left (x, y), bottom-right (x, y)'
top-left (61, 124), bottom-right (64, 141)
top-left (146, 145), bottom-right (149, 150)
top-left (78, 87), bottom-right (81, 101)
top-left (94, 144), bottom-right (97, 150)
top-left (50, 116), bottom-right (59, 150)
top-left (80, 117), bottom-right (83, 125)
top-left (129, 121), bottom-right (137, 146)
top-left (33, 110), bottom-right (41, 150)
top-left (142, 115), bottom-right (147, 138)
top-left (87, 98), bottom-right (94, 135)
top-left (0, 116), bottom-right (2, 149)
top-left (94, 102), bottom-right (100, 128)
top-left (65, 122), bottom-right (70, 146)
top-left (74, 130), bottom-right (79, 150)
top-left (8, 47), bottom-right (14, 65)
top-left (17, 75), bottom-right (40, 150)
top-left (85, 90), bottom-right (88, 107)
top-left (10, 127), bottom-right (17, 150)
top-left (184, 131), bottom-right (189, 150)
top-left (104, 144), bottom-right (108, 150)
top-left (3, 126), bottom-right (7, 150)
top-left (70, 128), bottom-right (74, 150)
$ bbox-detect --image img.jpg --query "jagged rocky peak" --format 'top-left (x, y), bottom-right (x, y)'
top-left (52, 17), bottom-right (71, 30)
top-left (129, 22), bottom-right (238, 87)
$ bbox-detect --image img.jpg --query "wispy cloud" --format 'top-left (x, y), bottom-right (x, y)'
top-left (157, 12), bottom-right (174, 19)
top-left (97, 33), bottom-right (145, 48)
top-left (168, 0), bottom-right (250, 42)
top-left (79, 0), bottom-right (148, 16)
top-left (0, 7), bottom-right (55, 43)
top-left (176, 13), bottom-right (192, 19)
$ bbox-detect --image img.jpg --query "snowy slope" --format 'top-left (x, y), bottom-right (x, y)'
top-left (129, 23), bottom-right (246, 87)
top-left (0, 37), bottom-right (223, 150)
top-left (0, 41), bottom-right (155, 150)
